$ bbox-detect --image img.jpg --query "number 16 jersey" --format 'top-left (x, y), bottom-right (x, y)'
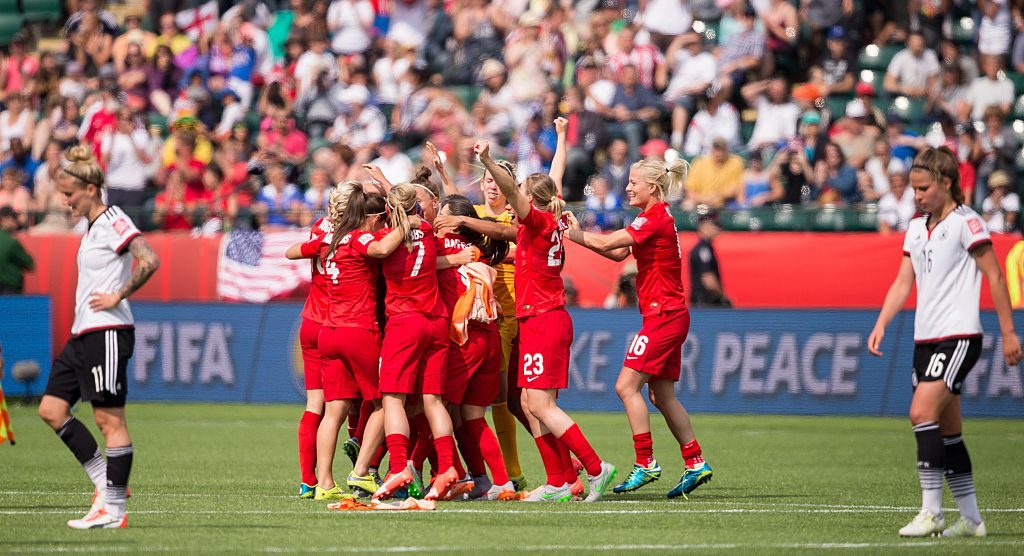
top-left (515, 208), bottom-right (568, 318)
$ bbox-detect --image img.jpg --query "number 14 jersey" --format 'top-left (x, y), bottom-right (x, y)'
top-left (515, 208), bottom-right (568, 318)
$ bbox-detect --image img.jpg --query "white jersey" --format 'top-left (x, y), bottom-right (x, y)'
top-left (72, 205), bottom-right (141, 336)
top-left (903, 206), bottom-right (991, 343)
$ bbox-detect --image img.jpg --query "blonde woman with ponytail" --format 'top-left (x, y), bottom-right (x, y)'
top-left (283, 181), bottom-right (363, 500)
top-left (868, 147), bottom-right (1021, 538)
top-left (474, 139), bottom-right (617, 503)
top-left (564, 157), bottom-right (714, 500)
top-left (39, 145), bottom-right (159, 529)
top-left (358, 183), bottom-right (462, 502)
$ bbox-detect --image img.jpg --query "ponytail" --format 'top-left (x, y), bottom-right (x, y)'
top-left (631, 158), bottom-right (689, 201)
top-left (524, 173), bottom-right (563, 214)
top-left (386, 183), bottom-right (420, 250)
top-left (63, 144), bottom-right (106, 191)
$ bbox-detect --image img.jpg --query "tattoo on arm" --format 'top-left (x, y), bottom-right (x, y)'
top-left (118, 236), bottom-right (160, 300)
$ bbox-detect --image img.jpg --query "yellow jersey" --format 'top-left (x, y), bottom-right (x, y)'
top-left (475, 204), bottom-right (517, 317)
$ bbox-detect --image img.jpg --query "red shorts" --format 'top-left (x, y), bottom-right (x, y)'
top-left (517, 308), bottom-right (572, 390)
top-left (379, 313), bottom-right (449, 396)
top-left (446, 325), bottom-right (502, 406)
top-left (318, 326), bottom-right (382, 402)
top-left (299, 318), bottom-right (324, 391)
top-left (623, 309), bottom-right (690, 382)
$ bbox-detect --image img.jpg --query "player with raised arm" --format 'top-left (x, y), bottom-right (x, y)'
top-left (868, 147), bottom-right (1022, 538)
top-left (475, 139), bottom-right (616, 503)
top-left (366, 184), bottom-right (461, 501)
top-left (564, 159), bottom-right (713, 499)
top-left (38, 145), bottom-right (160, 529)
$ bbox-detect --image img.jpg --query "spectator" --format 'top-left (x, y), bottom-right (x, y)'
top-left (373, 40), bottom-right (414, 116)
top-left (816, 141), bottom-right (860, 204)
top-left (883, 31), bottom-right (939, 99)
top-left (978, 0), bottom-right (1012, 57)
top-left (939, 38), bottom-right (978, 83)
top-left (509, 112), bottom-right (556, 180)
top-left (67, 11), bottom-right (114, 77)
top-left (971, 105), bottom-right (1017, 203)
top-left (294, 33), bottom-right (337, 96)
top-left (830, 99), bottom-right (881, 167)
top-left (370, 135), bottom-right (414, 184)
top-left (422, 0), bottom-right (454, 74)
top-left (562, 85), bottom-right (606, 199)
top-left (716, 4), bottom-right (765, 95)
top-left (0, 168), bottom-right (29, 227)
top-left (327, 0), bottom-right (376, 56)
top-left (160, 132), bottom-right (207, 198)
top-left (863, 137), bottom-right (897, 198)
top-left (607, 63), bottom-right (662, 159)
top-left (445, 0), bottom-right (503, 84)
top-left (153, 12), bottom-right (193, 61)
top-left (981, 170), bottom-right (1019, 233)
top-left (145, 46), bottom-right (184, 117)
top-left (255, 164), bottom-right (304, 228)
top-left (684, 137), bottom-right (745, 209)
top-left (153, 170), bottom-right (195, 232)
top-left (603, 262), bottom-right (639, 309)
top-left (0, 94), bottom-right (36, 154)
top-left (963, 55), bottom-right (1015, 122)
top-left (0, 139), bottom-right (40, 190)
top-left (0, 206), bottom-right (33, 294)
top-left (388, 0), bottom-right (429, 52)
top-left (683, 91), bottom-right (741, 158)
top-left (505, 12), bottom-right (558, 105)
top-left (303, 166), bottom-right (332, 214)
top-left (689, 212), bottom-right (730, 307)
top-left (0, 34), bottom-right (38, 100)
top-left (664, 32), bottom-right (717, 150)
top-left (877, 162), bottom-right (915, 233)
top-left (328, 84), bottom-right (386, 164)
top-left (112, 14), bottom-right (156, 73)
top-left (742, 77), bottom-right (800, 150)
top-left (636, 0), bottom-right (693, 52)
top-left (31, 141), bottom-right (68, 226)
top-left (294, 70), bottom-right (345, 141)
top-left (213, 90), bottom-right (246, 143)
top-left (258, 114), bottom-right (309, 167)
top-left (807, 25), bottom-right (855, 97)
top-left (101, 108), bottom-right (156, 208)
top-left (762, 0), bottom-right (800, 78)
top-left (600, 138), bottom-right (632, 200)
top-left (604, 25), bottom-right (666, 92)
top-left (64, 0), bottom-right (119, 36)
top-left (928, 62), bottom-right (967, 121)
top-left (770, 144), bottom-right (815, 204)
top-left (796, 110), bottom-right (827, 164)
top-left (28, 51), bottom-right (62, 112)
top-left (739, 150), bottom-right (774, 207)
top-left (583, 175), bottom-right (624, 231)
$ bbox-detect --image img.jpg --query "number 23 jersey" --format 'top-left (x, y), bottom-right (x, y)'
top-left (903, 206), bottom-right (991, 343)
top-left (515, 208), bottom-right (567, 318)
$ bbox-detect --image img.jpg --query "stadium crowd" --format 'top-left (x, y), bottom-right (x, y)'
top-left (1, 0), bottom-right (1024, 235)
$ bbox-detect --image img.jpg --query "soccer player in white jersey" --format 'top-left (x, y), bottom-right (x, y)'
top-left (37, 145), bottom-right (160, 529)
top-left (868, 147), bottom-right (1022, 538)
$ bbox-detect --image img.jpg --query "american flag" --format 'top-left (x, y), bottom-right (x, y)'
top-left (217, 229), bottom-right (311, 303)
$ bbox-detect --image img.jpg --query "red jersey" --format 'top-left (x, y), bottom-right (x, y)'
top-left (625, 202), bottom-right (688, 317)
top-left (301, 227), bottom-right (380, 330)
top-left (299, 217), bottom-right (332, 324)
top-left (436, 232), bottom-right (473, 314)
top-left (515, 208), bottom-right (567, 318)
top-left (380, 221), bottom-right (446, 319)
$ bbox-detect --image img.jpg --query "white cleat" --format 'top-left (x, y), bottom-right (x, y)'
top-left (485, 481), bottom-right (519, 501)
top-left (522, 483), bottom-right (572, 502)
top-left (584, 462), bottom-right (617, 503)
top-left (80, 489), bottom-right (106, 521)
top-left (898, 509), bottom-right (945, 537)
top-left (942, 517), bottom-right (987, 537)
top-left (68, 508), bottom-right (127, 529)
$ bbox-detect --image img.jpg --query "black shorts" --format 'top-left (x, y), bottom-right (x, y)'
top-left (44, 328), bottom-right (135, 408)
top-left (912, 336), bottom-right (982, 395)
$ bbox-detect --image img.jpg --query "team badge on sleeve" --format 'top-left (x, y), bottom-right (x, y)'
top-left (967, 218), bottom-right (983, 235)
top-left (631, 217), bottom-right (647, 231)
top-left (113, 218), bottom-right (130, 236)
top-left (358, 233), bottom-right (374, 245)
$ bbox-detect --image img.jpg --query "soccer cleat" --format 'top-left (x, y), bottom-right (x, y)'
top-left (68, 508), bottom-right (127, 529)
top-left (523, 483), bottom-right (572, 502)
top-left (346, 472), bottom-right (379, 497)
top-left (406, 462), bottom-right (425, 499)
top-left (315, 485), bottom-right (356, 501)
top-left (425, 467), bottom-right (460, 501)
top-left (613, 461), bottom-right (662, 494)
top-left (467, 475), bottom-right (494, 500)
top-left (342, 437), bottom-right (360, 467)
top-left (299, 483), bottom-right (316, 499)
top-left (667, 462), bottom-right (713, 499)
top-left (942, 517), bottom-right (986, 538)
top-left (510, 475), bottom-right (527, 492)
top-left (83, 489), bottom-right (106, 521)
top-left (373, 469), bottom-right (414, 501)
top-left (898, 509), bottom-right (946, 537)
top-left (486, 481), bottom-right (519, 501)
top-left (570, 477), bottom-right (585, 499)
top-left (443, 474), bottom-right (475, 501)
top-left (583, 462), bottom-right (617, 502)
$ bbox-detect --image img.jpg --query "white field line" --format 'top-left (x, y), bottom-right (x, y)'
top-left (5, 541), bottom-right (1024, 554)
top-left (3, 507), bottom-right (1024, 516)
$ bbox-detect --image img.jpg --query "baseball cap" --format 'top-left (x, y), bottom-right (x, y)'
top-left (826, 26), bottom-right (847, 40)
top-left (845, 99), bottom-right (868, 119)
top-left (989, 170), bottom-right (1012, 188)
top-left (800, 111), bottom-right (822, 126)
top-left (855, 81), bottom-right (876, 96)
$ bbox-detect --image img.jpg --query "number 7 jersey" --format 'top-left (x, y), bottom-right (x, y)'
top-left (515, 207), bottom-right (568, 318)
top-left (380, 221), bottom-right (447, 319)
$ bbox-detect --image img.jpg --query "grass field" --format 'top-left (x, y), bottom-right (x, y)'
top-left (0, 403), bottom-right (1022, 555)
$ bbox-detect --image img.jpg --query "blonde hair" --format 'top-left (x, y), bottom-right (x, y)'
top-left (327, 180), bottom-right (361, 222)
top-left (386, 183), bottom-right (420, 250)
top-left (524, 173), bottom-right (564, 215)
top-left (630, 158), bottom-right (689, 201)
top-left (910, 146), bottom-right (963, 205)
top-left (63, 144), bottom-right (105, 190)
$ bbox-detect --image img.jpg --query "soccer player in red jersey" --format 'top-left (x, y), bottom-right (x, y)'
top-left (434, 195), bottom-right (518, 500)
top-left (362, 184), bottom-right (460, 501)
top-left (564, 159), bottom-right (714, 499)
top-left (474, 139), bottom-right (617, 503)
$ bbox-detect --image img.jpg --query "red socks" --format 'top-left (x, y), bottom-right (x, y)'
top-left (354, 399), bottom-right (373, 440)
top-left (681, 439), bottom-right (704, 469)
top-left (556, 436), bottom-right (575, 484)
top-left (463, 418), bottom-right (509, 484)
top-left (633, 432), bottom-right (654, 466)
top-left (385, 433), bottom-right (409, 475)
top-left (535, 434), bottom-right (566, 486)
top-left (298, 411), bottom-right (321, 486)
top-left (433, 435), bottom-right (456, 473)
top-left (409, 413), bottom-right (434, 473)
top-left (455, 423), bottom-right (487, 477)
top-left (558, 424), bottom-right (602, 477)
top-left (370, 443), bottom-right (387, 469)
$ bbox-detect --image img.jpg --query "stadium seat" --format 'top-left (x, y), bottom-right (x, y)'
top-left (887, 96), bottom-right (927, 123)
top-left (447, 85), bottom-right (481, 110)
top-left (1004, 71), bottom-right (1024, 96)
top-left (21, 0), bottom-right (62, 23)
top-left (0, 14), bottom-right (24, 47)
top-left (858, 69), bottom-right (880, 87)
top-left (950, 17), bottom-right (975, 44)
top-left (857, 44), bottom-right (900, 72)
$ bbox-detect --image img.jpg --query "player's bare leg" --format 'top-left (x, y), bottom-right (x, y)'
top-left (315, 399), bottom-right (355, 500)
top-left (612, 369), bottom-right (663, 493)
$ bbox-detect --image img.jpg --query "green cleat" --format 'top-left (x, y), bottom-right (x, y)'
top-left (314, 485), bottom-right (356, 501)
top-left (667, 462), bottom-right (713, 499)
top-left (346, 472), bottom-right (379, 497)
top-left (342, 438), bottom-right (360, 467)
top-left (612, 460), bottom-right (662, 494)
top-left (299, 483), bottom-right (316, 499)
top-left (406, 462), bottom-right (425, 500)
